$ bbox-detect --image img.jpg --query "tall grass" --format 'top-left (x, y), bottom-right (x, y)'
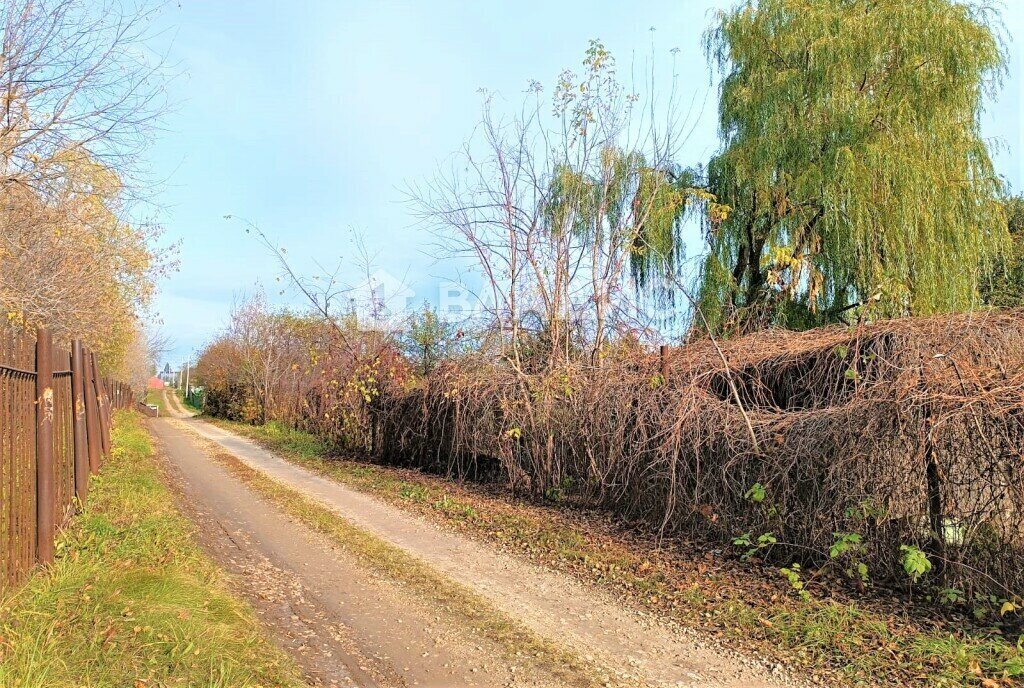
top-left (0, 411), bottom-right (301, 688)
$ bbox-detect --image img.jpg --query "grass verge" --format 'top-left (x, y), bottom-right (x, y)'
top-left (175, 388), bottom-right (202, 414)
top-left (145, 388), bottom-right (166, 415)
top-left (209, 417), bottom-right (1024, 688)
top-left (0, 411), bottom-right (302, 688)
top-left (176, 422), bottom-right (606, 688)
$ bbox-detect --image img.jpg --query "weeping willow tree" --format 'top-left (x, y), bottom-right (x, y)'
top-left (543, 150), bottom-right (695, 355)
top-left (695, 0), bottom-right (1009, 334)
top-left (982, 194), bottom-right (1024, 307)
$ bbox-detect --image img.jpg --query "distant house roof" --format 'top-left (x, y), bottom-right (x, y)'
top-left (147, 376), bottom-right (165, 390)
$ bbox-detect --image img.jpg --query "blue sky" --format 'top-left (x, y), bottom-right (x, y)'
top-left (146, 1), bottom-right (1024, 367)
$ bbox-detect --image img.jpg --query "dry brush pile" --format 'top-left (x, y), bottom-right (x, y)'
top-left (370, 310), bottom-right (1024, 599)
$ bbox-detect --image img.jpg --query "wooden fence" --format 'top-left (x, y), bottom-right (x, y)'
top-left (1, 326), bottom-right (134, 588)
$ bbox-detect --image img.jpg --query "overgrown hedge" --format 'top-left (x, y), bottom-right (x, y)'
top-left (371, 311), bottom-right (1024, 600)
top-left (204, 310), bottom-right (1024, 601)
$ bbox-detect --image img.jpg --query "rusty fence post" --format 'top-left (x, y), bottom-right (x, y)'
top-left (89, 353), bottom-right (111, 459)
top-left (70, 340), bottom-right (89, 502)
top-left (97, 371), bottom-right (111, 457)
top-left (83, 347), bottom-right (102, 474)
top-left (35, 328), bottom-right (55, 565)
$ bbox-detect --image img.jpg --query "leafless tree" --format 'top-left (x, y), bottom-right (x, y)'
top-left (411, 41), bottom-right (696, 369)
top-left (0, 0), bottom-right (168, 193)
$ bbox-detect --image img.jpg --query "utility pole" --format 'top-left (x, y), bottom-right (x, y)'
top-left (184, 359), bottom-right (191, 398)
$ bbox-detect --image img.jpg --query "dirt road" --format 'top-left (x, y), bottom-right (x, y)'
top-left (153, 390), bottom-right (794, 688)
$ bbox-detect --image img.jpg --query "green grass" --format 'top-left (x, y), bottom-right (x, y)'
top-left (145, 388), bottom-right (166, 415)
top-left (175, 388), bottom-right (202, 414)
top-left (209, 417), bottom-right (1024, 687)
top-left (0, 411), bottom-right (302, 688)
top-left (218, 419), bottom-right (330, 459)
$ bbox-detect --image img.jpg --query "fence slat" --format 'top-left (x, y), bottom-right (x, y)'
top-left (71, 340), bottom-right (89, 502)
top-left (90, 354), bottom-right (111, 459)
top-left (34, 329), bottom-right (54, 565)
top-left (83, 348), bottom-right (103, 474)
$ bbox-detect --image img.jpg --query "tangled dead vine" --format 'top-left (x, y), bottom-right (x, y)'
top-left (371, 310), bottom-right (1024, 598)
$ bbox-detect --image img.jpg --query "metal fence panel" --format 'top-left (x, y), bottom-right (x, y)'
top-left (0, 325), bottom-right (134, 588)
